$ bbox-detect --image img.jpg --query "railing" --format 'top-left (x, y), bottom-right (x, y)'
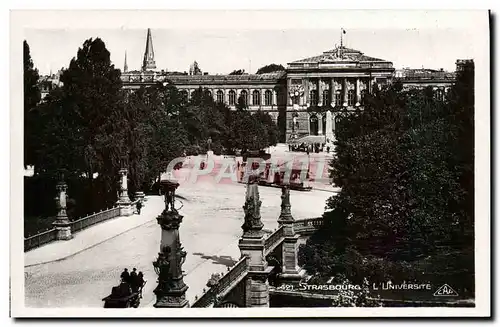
top-left (24, 228), bottom-right (58, 252)
top-left (264, 226), bottom-right (284, 255)
top-left (70, 206), bottom-right (120, 233)
top-left (191, 256), bottom-right (249, 308)
top-left (293, 217), bottom-right (324, 234)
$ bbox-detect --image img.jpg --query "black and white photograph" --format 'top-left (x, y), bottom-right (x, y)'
top-left (10, 9), bottom-right (490, 318)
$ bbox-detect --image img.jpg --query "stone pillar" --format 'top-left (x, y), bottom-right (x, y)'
top-left (273, 90), bottom-right (277, 106)
top-left (277, 186), bottom-right (303, 284)
top-left (245, 271), bottom-right (270, 307)
top-left (343, 79), bottom-right (348, 107)
top-left (330, 78), bottom-right (336, 107)
top-left (355, 78), bottom-right (361, 107)
top-left (261, 89), bottom-right (265, 108)
top-left (325, 110), bottom-right (334, 142)
top-left (304, 79), bottom-right (310, 107)
top-left (318, 79), bottom-right (323, 106)
top-left (317, 114), bottom-right (323, 135)
top-left (117, 168), bottom-right (133, 216)
top-left (239, 180), bottom-right (273, 307)
top-left (52, 181), bottom-right (72, 240)
top-left (153, 180), bottom-right (189, 308)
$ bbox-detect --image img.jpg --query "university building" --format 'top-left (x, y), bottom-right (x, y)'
top-left (41, 28), bottom-right (458, 143)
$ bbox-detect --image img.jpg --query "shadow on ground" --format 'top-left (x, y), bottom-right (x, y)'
top-left (191, 253), bottom-right (237, 267)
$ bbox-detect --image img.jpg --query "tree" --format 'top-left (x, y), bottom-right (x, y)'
top-left (299, 69), bottom-right (475, 294)
top-left (35, 38), bottom-right (126, 207)
top-left (23, 40), bottom-right (41, 167)
top-left (229, 69), bottom-right (245, 75)
top-left (256, 64), bottom-right (285, 74)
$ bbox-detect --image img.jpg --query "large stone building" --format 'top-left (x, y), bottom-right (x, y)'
top-left (119, 28), bottom-right (456, 143)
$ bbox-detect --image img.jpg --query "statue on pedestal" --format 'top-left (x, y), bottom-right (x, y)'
top-left (241, 183), bottom-right (264, 237)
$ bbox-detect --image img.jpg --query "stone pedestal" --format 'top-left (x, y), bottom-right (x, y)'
top-left (52, 181), bottom-right (72, 240)
top-left (245, 269), bottom-right (273, 307)
top-left (277, 186), bottom-right (303, 284)
top-left (117, 168), bottom-right (133, 216)
top-left (153, 180), bottom-right (189, 308)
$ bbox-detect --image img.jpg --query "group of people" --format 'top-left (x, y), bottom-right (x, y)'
top-left (288, 142), bottom-right (331, 154)
top-left (110, 268), bottom-right (146, 299)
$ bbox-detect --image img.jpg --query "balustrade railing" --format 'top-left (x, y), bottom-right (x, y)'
top-left (70, 207), bottom-right (121, 233)
top-left (24, 228), bottom-right (58, 252)
top-left (24, 206), bottom-right (122, 252)
top-left (264, 226), bottom-right (284, 254)
top-left (191, 256), bottom-right (249, 308)
top-left (293, 217), bottom-right (324, 234)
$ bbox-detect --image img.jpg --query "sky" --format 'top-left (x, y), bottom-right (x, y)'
top-left (21, 11), bottom-right (486, 76)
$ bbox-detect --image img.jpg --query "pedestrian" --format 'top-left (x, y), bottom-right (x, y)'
top-left (130, 268), bottom-right (138, 292)
top-left (136, 200), bottom-right (143, 215)
top-left (137, 272), bottom-right (145, 298)
top-left (120, 268), bottom-right (130, 283)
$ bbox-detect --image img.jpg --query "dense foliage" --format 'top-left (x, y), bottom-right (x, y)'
top-left (256, 64), bottom-right (285, 74)
top-left (24, 38), bottom-right (280, 227)
top-left (299, 64), bottom-right (475, 297)
top-left (24, 41), bottom-right (41, 167)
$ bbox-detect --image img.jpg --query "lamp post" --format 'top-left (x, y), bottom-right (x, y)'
top-left (153, 179), bottom-right (189, 308)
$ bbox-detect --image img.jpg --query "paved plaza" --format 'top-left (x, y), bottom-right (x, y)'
top-left (24, 152), bottom-right (335, 308)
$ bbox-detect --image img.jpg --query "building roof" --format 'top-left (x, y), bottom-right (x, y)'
top-left (289, 46), bottom-right (391, 65)
top-left (121, 70), bottom-right (286, 84)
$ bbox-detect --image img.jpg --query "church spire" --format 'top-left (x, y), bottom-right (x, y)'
top-left (142, 28), bottom-right (156, 71)
top-left (124, 51), bottom-right (128, 72)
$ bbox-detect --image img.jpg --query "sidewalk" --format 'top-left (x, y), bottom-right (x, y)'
top-left (24, 196), bottom-right (164, 268)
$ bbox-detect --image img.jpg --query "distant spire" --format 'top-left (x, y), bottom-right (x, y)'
top-left (124, 51), bottom-right (128, 72)
top-left (142, 28), bottom-right (156, 71)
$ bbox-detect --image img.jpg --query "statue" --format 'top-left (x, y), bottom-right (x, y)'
top-left (241, 183), bottom-right (264, 234)
top-left (153, 246), bottom-right (172, 290)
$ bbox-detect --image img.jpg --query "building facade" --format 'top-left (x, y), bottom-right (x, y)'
top-left (118, 29), bottom-right (456, 143)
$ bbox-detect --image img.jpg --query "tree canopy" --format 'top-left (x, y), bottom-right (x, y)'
top-left (256, 63), bottom-right (285, 74)
top-left (24, 40), bottom-right (41, 167)
top-left (299, 66), bottom-right (475, 295)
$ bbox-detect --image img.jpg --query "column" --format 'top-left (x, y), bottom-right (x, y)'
top-left (330, 78), bottom-right (336, 106)
top-left (288, 79), bottom-right (293, 106)
top-left (261, 89), bottom-right (265, 108)
top-left (356, 78), bottom-right (361, 106)
top-left (117, 168), bottom-right (133, 216)
top-left (318, 79), bottom-right (323, 106)
top-left (304, 79), bottom-right (310, 107)
top-left (224, 89), bottom-right (228, 105)
top-left (153, 180), bottom-right (189, 308)
top-left (239, 182), bottom-right (272, 307)
top-left (318, 114), bottom-right (323, 135)
top-left (52, 181), bottom-right (72, 240)
top-left (276, 186), bottom-right (303, 284)
top-left (343, 79), bottom-right (348, 107)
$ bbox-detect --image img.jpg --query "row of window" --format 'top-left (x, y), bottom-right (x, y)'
top-left (295, 89), bottom-right (368, 107)
top-left (210, 90), bottom-right (277, 106)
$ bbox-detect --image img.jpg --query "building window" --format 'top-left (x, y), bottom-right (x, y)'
top-left (435, 89), bottom-right (444, 101)
top-left (240, 90), bottom-right (248, 106)
top-left (216, 90), bottom-right (224, 103)
top-left (322, 90), bottom-right (330, 106)
top-left (335, 90), bottom-right (342, 107)
top-left (265, 90), bottom-right (272, 106)
top-left (360, 90), bottom-right (367, 105)
top-left (252, 90), bottom-right (261, 106)
top-left (310, 90), bottom-right (318, 106)
top-left (228, 90), bottom-right (236, 105)
top-left (347, 90), bottom-right (355, 106)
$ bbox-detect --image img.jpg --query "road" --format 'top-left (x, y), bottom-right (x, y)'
top-left (25, 173), bottom-right (332, 308)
